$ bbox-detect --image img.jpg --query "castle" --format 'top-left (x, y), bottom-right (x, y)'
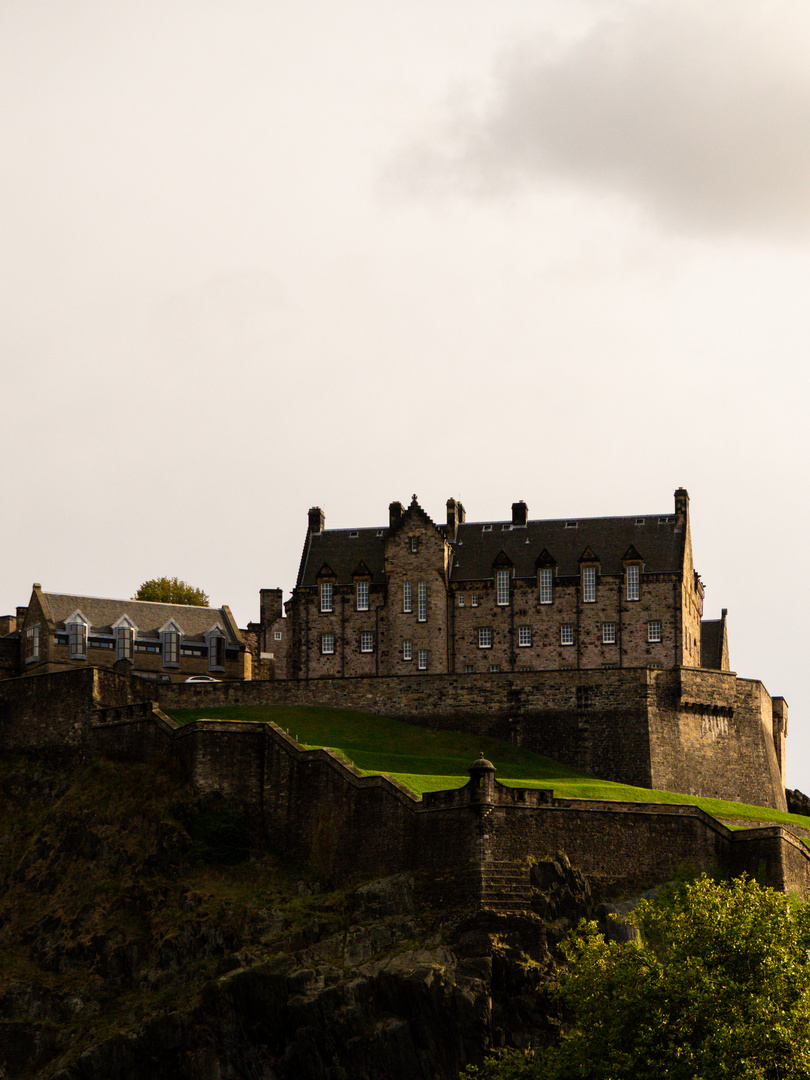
top-left (0, 488), bottom-right (791, 812)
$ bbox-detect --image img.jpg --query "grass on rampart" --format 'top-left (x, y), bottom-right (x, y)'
top-left (165, 704), bottom-right (810, 832)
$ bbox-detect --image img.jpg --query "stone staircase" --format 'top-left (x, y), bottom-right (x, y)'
top-left (480, 860), bottom-right (532, 912)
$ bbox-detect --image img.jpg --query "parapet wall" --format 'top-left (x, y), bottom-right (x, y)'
top-left (153, 665), bottom-right (786, 810)
top-left (0, 668), bottom-right (805, 901)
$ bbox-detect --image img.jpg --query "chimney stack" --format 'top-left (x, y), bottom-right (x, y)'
top-left (389, 501), bottom-right (404, 528)
top-left (512, 501), bottom-right (528, 527)
top-left (674, 488), bottom-right (689, 532)
top-left (308, 507), bottom-right (325, 534)
top-left (446, 498), bottom-right (466, 535)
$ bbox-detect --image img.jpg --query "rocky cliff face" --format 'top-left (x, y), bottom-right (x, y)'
top-left (0, 756), bottom-right (591, 1080)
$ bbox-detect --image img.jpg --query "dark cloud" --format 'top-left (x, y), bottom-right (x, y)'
top-left (399, 1), bottom-right (810, 235)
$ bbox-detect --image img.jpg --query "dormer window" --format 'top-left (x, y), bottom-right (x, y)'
top-left (162, 630), bottom-right (179, 666)
top-left (582, 566), bottom-right (596, 603)
top-left (208, 634), bottom-right (225, 669)
top-left (495, 569), bottom-right (510, 606)
top-left (626, 565), bottom-right (640, 601)
top-left (116, 626), bottom-right (133, 661)
top-left (66, 613), bottom-right (88, 659)
top-left (539, 569), bottom-right (553, 604)
top-left (113, 615), bottom-right (136, 662)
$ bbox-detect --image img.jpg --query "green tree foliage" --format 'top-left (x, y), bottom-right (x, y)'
top-left (133, 577), bottom-right (209, 606)
top-left (466, 875), bottom-right (810, 1080)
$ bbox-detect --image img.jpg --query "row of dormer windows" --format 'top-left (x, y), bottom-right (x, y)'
top-left (25, 622), bottom-right (228, 669)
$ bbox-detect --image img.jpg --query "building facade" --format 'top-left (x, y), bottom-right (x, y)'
top-left (18, 585), bottom-right (250, 683)
top-left (288, 489), bottom-right (723, 680)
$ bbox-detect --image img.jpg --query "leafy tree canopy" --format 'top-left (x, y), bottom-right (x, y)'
top-left (466, 874), bottom-right (810, 1080)
top-left (133, 577), bottom-right (210, 607)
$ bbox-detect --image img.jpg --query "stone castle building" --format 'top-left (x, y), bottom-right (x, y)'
top-left (288, 488), bottom-right (727, 680)
top-left (15, 585), bottom-right (250, 683)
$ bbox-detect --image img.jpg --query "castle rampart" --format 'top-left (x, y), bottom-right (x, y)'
top-left (0, 668), bottom-right (804, 904)
top-left (149, 664), bottom-right (787, 811)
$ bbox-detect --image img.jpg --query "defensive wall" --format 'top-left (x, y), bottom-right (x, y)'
top-left (150, 665), bottom-right (788, 811)
top-left (0, 667), bottom-right (806, 904)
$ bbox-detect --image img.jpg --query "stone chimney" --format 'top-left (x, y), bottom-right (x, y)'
top-left (308, 507), bottom-right (325, 534)
top-left (512, 501), bottom-right (528, 527)
top-left (674, 488), bottom-right (689, 532)
top-left (259, 588), bottom-right (283, 627)
top-left (446, 498), bottom-right (466, 535)
top-left (389, 501), bottom-right (404, 528)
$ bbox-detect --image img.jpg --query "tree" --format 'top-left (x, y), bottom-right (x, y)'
top-left (466, 875), bottom-right (810, 1080)
top-left (133, 577), bottom-right (209, 606)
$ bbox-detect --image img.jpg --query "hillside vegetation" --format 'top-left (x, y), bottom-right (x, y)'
top-left (167, 703), bottom-right (809, 830)
top-left (0, 754), bottom-right (582, 1079)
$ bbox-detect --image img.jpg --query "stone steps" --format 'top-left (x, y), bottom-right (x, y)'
top-left (480, 861), bottom-right (531, 910)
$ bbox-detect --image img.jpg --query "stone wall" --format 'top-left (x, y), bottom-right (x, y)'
top-left (153, 664), bottom-right (785, 809)
top-left (1, 668), bottom-right (807, 902)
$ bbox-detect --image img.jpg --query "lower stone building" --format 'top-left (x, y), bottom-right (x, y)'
top-left (16, 584), bottom-right (251, 683)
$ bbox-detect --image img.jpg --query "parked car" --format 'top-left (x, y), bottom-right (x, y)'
top-left (184, 675), bottom-right (221, 683)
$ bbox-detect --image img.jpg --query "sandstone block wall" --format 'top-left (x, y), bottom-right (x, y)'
top-left (154, 664), bottom-right (784, 809)
top-left (1, 667), bottom-right (806, 901)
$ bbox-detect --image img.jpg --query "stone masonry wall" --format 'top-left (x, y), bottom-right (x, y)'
top-left (1, 668), bottom-right (806, 900)
top-left (153, 665), bottom-right (783, 807)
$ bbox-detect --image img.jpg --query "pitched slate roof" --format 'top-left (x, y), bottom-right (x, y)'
top-left (296, 508), bottom-right (685, 588)
top-left (297, 529), bottom-right (388, 588)
top-left (451, 514), bottom-right (683, 582)
top-left (37, 592), bottom-right (243, 644)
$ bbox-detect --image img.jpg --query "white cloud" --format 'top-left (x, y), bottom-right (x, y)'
top-left (396, 0), bottom-right (810, 236)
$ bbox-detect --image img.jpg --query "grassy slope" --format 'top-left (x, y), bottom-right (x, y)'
top-left (165, 704), bottom-right (810, 831)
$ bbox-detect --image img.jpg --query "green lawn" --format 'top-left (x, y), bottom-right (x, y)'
top-left (165, 704), bottom-right (810, 831)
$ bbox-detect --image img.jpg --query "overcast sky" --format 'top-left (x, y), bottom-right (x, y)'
top-left (3, 0), bottom-right (810, 788)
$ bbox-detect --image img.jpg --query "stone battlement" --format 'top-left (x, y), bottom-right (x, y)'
top-left (0, 668), bottom-right (806, 902)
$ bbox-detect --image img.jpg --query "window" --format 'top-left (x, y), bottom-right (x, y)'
top-left (602, 622), bottom-right (616, 645)
top-left (464, 665), bottom-right (474, 673)
top-left (163, 631), bottom-right (179, 666)
top-left (68, 621), bottom-right (87, 659)
top-left (321, 633), bottom-right (335, 655)
top-left (115, 626), bottom-right (133, 661)
top-left (648, 620), bottom-right (662, 643)
top-left (320, 582), bottom-right (333, 613)
top-left (471, 593), bottom-right (479, 607)
top-left (403, 639), bottom-right (412, 661)
top-left (458, 595), bottom-right (465, 607)
top-left (403, 582), bottom-right (412, 613)
top-left (582, 566), bottom-right (596, 603)
top-left (417, 581), bottom-right (427, 622)
top-left (496, 569), bottom-right (510, 606)
top-left (410, 536), bottom-right (419, 553)
top-left (25, 624), bottom-right (39, 662)
top-left (356, 581), bottom-right (369, 611)
top-left (626, 565), bottom-right (640, 601)
top-left (417, 649), bottom-right (427, 670)
top-left (560, 624), bottom-right (574, 646)
top-left (360, 631), bottom-right (374, 653)
top-left (539, 568), bottom-right (553, 604)
top-left (518, 626), bottom-right (531, 647)
top-left (274, 631), bottom-right (282, 641)
top-left (478, 627), bottom-right (492, 649)
top-left (490, 664), bottom-right (500, 672)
